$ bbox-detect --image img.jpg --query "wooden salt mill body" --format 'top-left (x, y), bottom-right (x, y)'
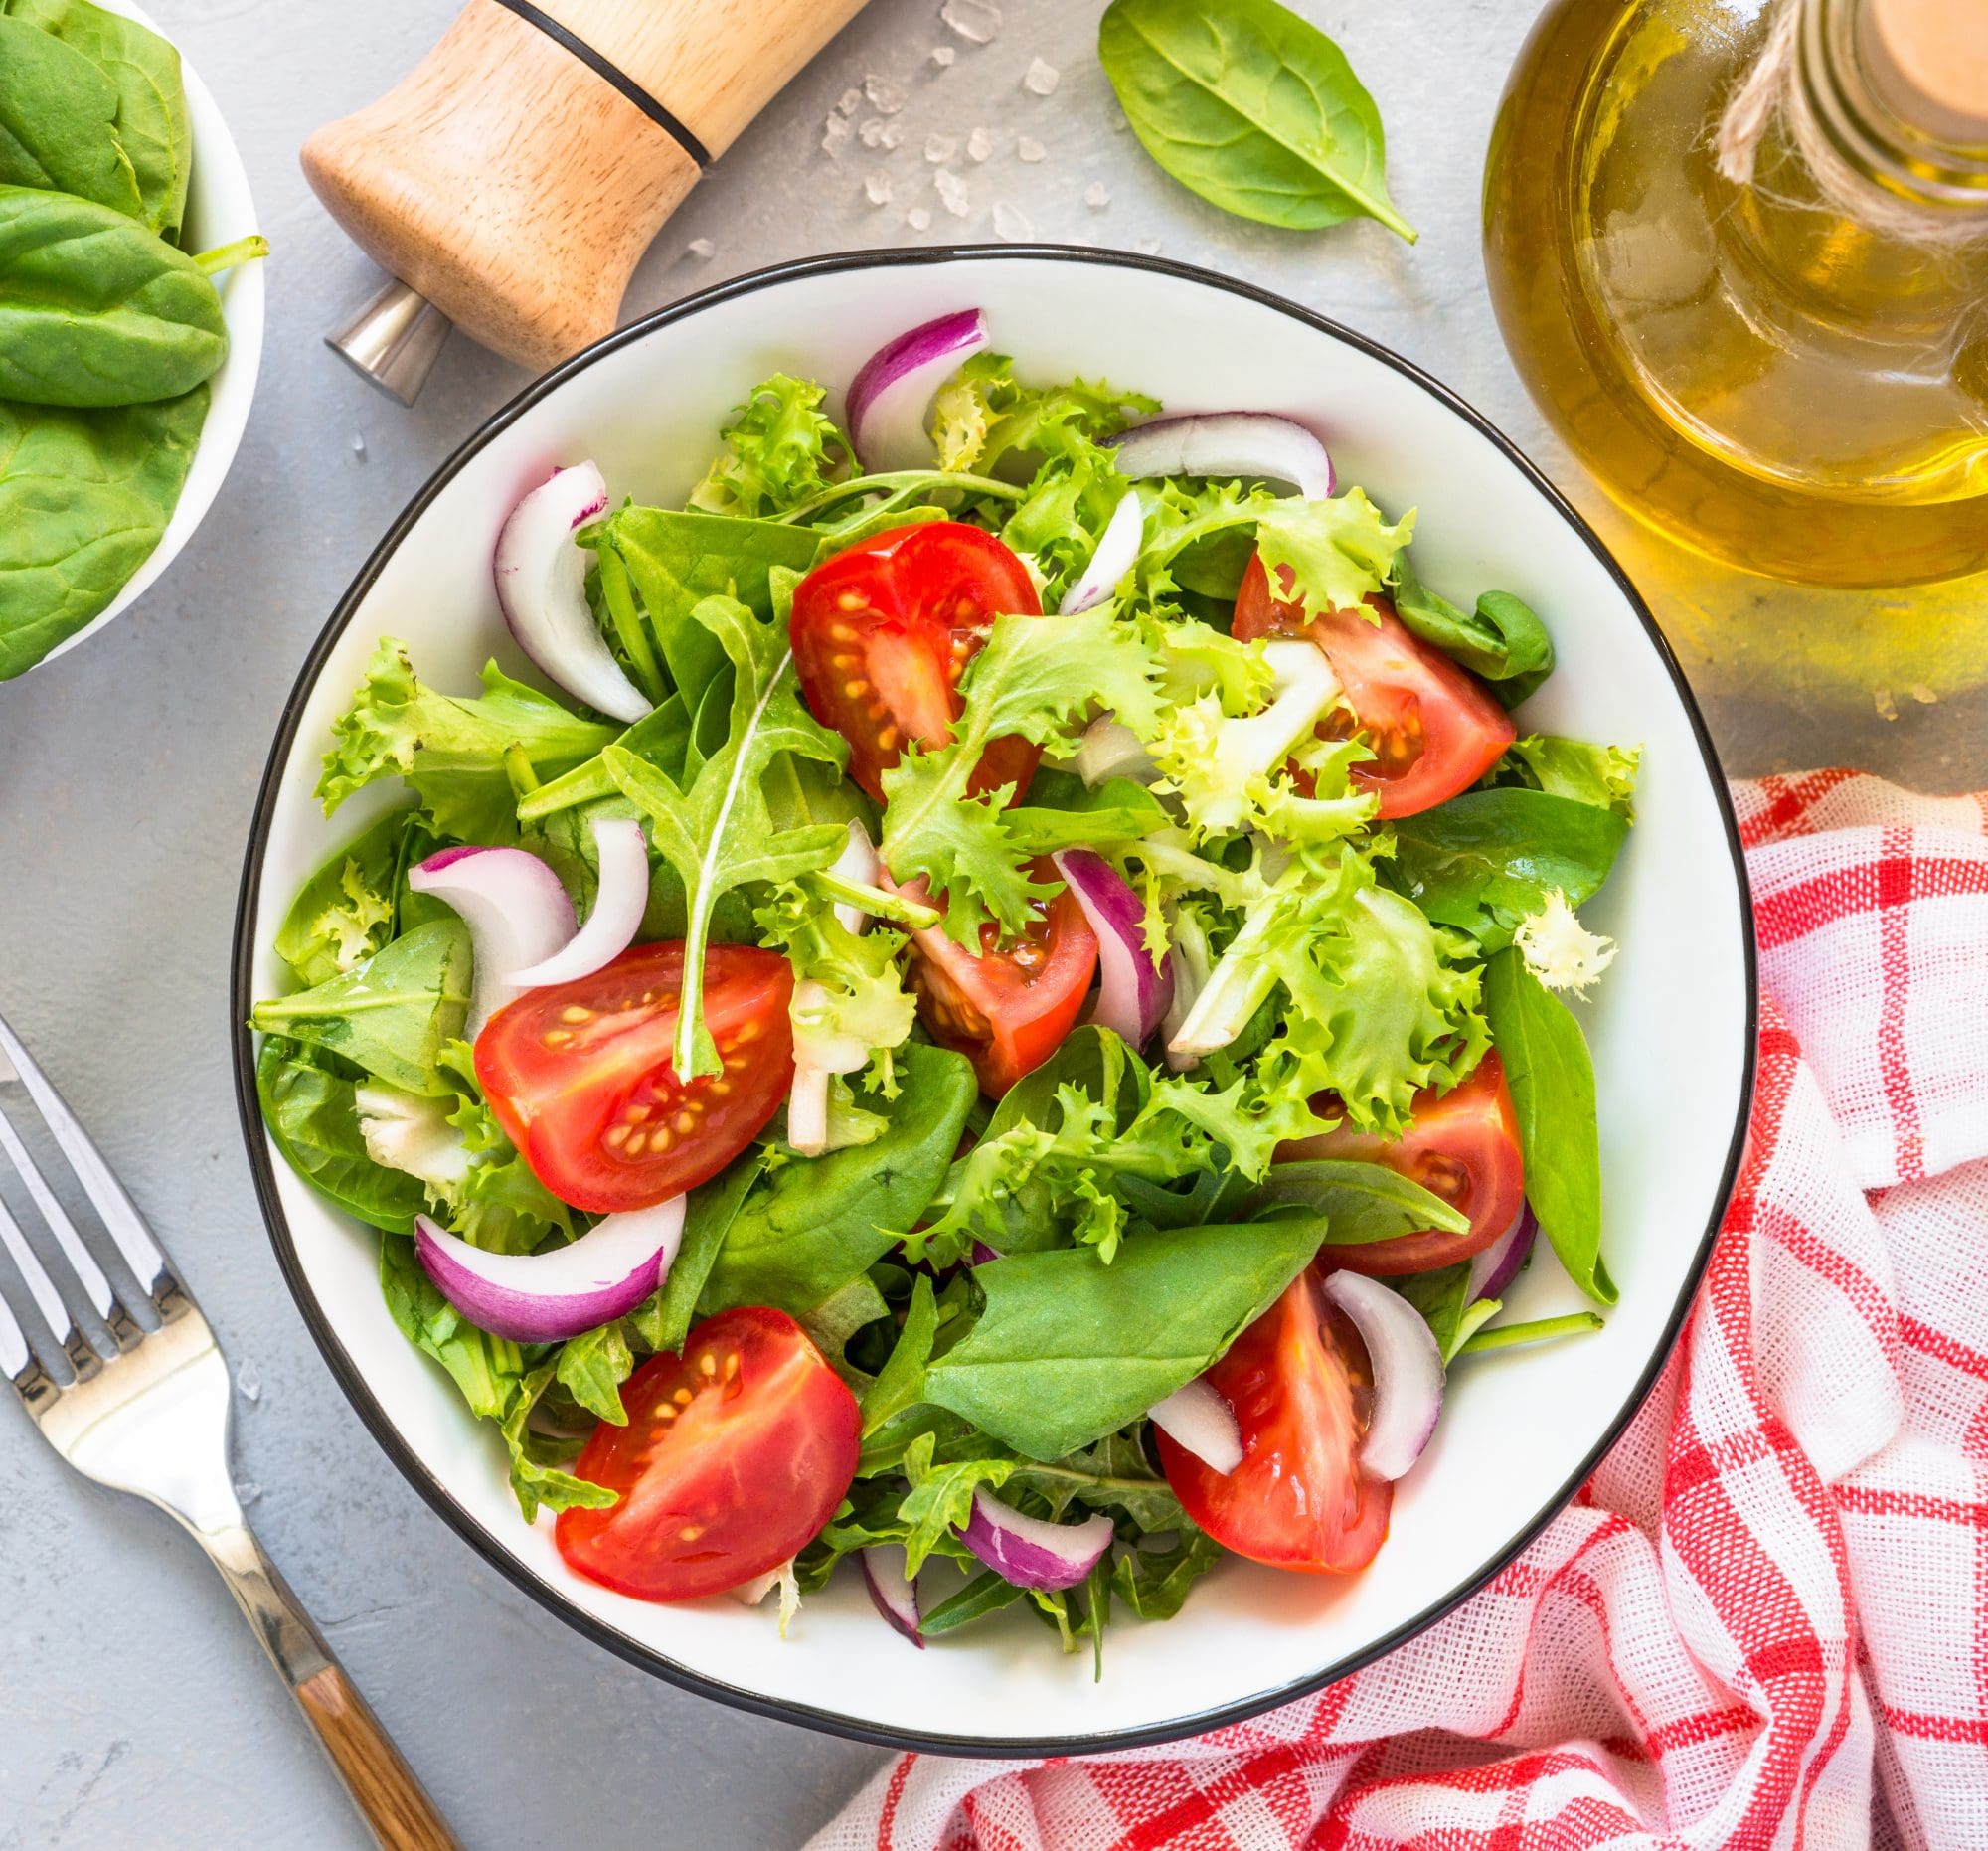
top-left (303, 0), bottom-right (873, 398)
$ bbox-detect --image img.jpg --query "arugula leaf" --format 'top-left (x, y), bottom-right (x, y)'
top-left (899, 1438), bottom-right (1017, 1576)
top-left (273, 807), bottom-right (430, 987)
top-left (254, 1037), bottom-right (423, 1234)
top-left (861, 1274), bottom-right (940, 1436)
top-left (700, 1043), bottom-right (976, 1318)
top-left (919, 1571), bottom-right (1028, 1637)
top-left (1484, 948), bottom-right (1613, 1305)
top-left (318, 639), bottom-right (617, 845)
top-left (1384, 788), bottom-right (1628, 948)
top-left (1098, 0), bottom-right (1414, 241)
top-left (689, 374), bottom-right (850, 519)
top-left (1242, 1157), bottom-right (1470, 1244)
top-left (925, 1217), bottom-right (1324, 1459)
top-left (604, 586), bottom-right (850, 1075)
top-left (1112, 1526), bottom-right (1223, 1620)
top-left (1458, 1310), bottom-right (1605, 1354)
top-left (1390, 553), bottom-right (1555, 705)
top-left (557, 1320), bottom-right (633, 1425)
top-left (1506, 735), bottom-right (1641, 817)
top-left (251, 920), bottom-right (469, 1096)
top-left (879, 609), bottom-right (1161, 938)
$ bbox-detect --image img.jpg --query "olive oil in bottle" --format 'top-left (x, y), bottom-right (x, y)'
top-left (1483, 0), bottom-right (1988, 589)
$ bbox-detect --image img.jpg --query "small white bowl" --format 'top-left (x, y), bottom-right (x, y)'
top-left (40, 0), bottom-right (264, 668)
top-left (233, 249), bottom-right (1753, 1756)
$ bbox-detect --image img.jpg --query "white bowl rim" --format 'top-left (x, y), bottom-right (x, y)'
top-left (228, 243), bottom-right (1757, 1759)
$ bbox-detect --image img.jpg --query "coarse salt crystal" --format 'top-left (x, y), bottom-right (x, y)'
top-left (939, 0), bottom-right (1001, 45)
top-left (838, 87), bottom-right (863, 115)
top-left (864, 171), bottom-right (893, 206)
top-left (925, 133), bottom-right (959, 163)
top-left (930, 45), bottom-right (956, 67)
top-left (685, 237), bottom-right (716, 260)
top-left (1023, 56), bottom-right (1059, 95)
top-left (236, 1359), bottom-right (262, 1403)
top-left (234, 1479), bottom-right (263, 1508)
top-left (1017, 135), bottom-right (1045, 163)
top-left (822, 114), bottom-right (852, 159)
top-left (350, 434), bottom-right (368, 458)
top-left (1083, 181), bottom-right (1110, 208)
top-left (1135, 236), bottom-right (1163, 255)
top-left (881, 123), bottom-right (906, 150)
top-left (908, 206), bottom-right (933, 230)
top-left (864, 74), bottom-right (907, 114)
top-left (992, 201), bottom-right (1034, 241)
top-left (934, 169), bottom-right (971, 216)
top-left (859, 117), bottom-right (887, 147)
top-left (966, 125), bottom-right (994, 162)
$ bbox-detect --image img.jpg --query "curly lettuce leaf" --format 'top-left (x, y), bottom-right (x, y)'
top-left (1508, 735), bottom-right (1641, 818)
top-left (689, 373), bottom-right (850, 519)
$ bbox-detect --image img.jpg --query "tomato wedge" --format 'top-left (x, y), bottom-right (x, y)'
top-left (475, 941), bottom-right (792, 1215)
top-left (1279, 1055), bottom-right (1526, 1276)
top-left (790, 520), bottom-right (1044, 802)
top-left (1234, 552), bottom-right (1515, 819)
top-left (903, 871), bottom-right (1097, 1096)
top-left (1157, 1269), bottom-right (1392, 1574)
top-left (556, 1308), bottom-right (860, 1602)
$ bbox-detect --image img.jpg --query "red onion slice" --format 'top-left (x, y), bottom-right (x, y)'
top-left (414, 1195), bottom-right (685, 1344)
top-left (846, 309), bottom-right (990, 471)
top-left (1323, 1269), bottom-right (1445, 1483)
top-left (1107, 412), bottom-right (1335, 500)
top-left (959, 1490), bottom-right (1114, 1592)
top-left (1052, 850), bottom-right (1174, 1048)
top-left (828, 818), bottom-right (881, 935)
top-left (1074, 716), bottom-right (1159, 787)
top-left (512, 817), bottom-right (648, 988)
top-left (1468, 1201), bottom-right (1539, 1304)
top-left (860, 1545), bottom-right (923, 1647)
top-left (1146, 1379), bottom-right (1242, 1475)
top-left (409, 845), bottom-right (577, 1034)
top-left (494, 462), bottom-right (650, 725)
top-left (1059, 489), bottom-right (1145, 614)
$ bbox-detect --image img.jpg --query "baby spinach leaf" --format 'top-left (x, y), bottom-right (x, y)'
top-left (1385, 789), bottom-right (1628, 946)
top-left (4, 0), bottom-right (191, 238)
top-left (0, 383), bottom-right (205, 679)
top-left (630, 1151), bottom-right (766, 1357)
top-left (925, 1217), bottom-right (1324, 1460)
top-left (0, 17), bottom-right (141, 217)
top-left (1390, 552), bottom-right (1554, 705)
top-left (1392, 1262), bottom-right (1502, 1363)
top-left (1484, 948), bottom-right (1613, 1305)
top-left (1098, 0), bottom-right (1413, 241)
top-left (1242, 1157), bottom-right (1469, 1243)
top-left (604, 589), bottom-right (852, 1077)
top-left (700, 1044), bottom-right (976, 1316)
top-left (254, 1037), bottom-right (423, 1235)
top-left (250, 920), bottom-right (470, 1097)
top-left (0, 185), bottom-right (228, 406)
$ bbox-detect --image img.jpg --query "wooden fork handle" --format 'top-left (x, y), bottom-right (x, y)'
top-left (200, 1520), bottom-right (460, 1851)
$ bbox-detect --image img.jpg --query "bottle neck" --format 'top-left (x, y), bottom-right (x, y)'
top-left (1799, 0), bottom-right (1988, 213)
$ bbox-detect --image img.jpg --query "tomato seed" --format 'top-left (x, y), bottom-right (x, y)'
top-left (624, 1132), bottom-right (646, 1156)
top-left (844, 678), bottom-right (871, 699)
top-left (560, 1005), bottom-right (593, 1025)
top-left (699, 1353), bottom-right (717, 1377)
top-left (543, 1029), bottom-right (572, 1047)
top-left (604, 1125), bottom-right (630, 1150)
top-left (876, 726), bottom-right (899, 752)
top-left (723, 1352), bottom-right (741, 1381)
top-left (836, 589), bottom-right (866, 611)
top-left (679, 1524), bottom-right (704, 1542)
top-left (673, 1388), bottom-right (693, 1406)
top-left (674, 1110), bottom-right (698, 1135)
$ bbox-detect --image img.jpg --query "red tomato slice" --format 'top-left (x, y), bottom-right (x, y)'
top-left (555, 1307), bottom-right (860, 1602)
top-left (1278, 1054), bottom-right (1526, 1276)
top-left (903, 869), bottom-right (1097, 1096)
top-left (475, 941), bottom-right (792, 1215)
top-left (790, 520), bottom-right (1044, 802)
top-left (1157, 1269), bottom-right (1392, 1574)
top-left (1234, 552), bottom-right (1515, 819)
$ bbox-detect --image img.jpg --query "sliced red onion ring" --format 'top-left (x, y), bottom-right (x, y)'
top-left (1074, 715), bottom-right (1159, 788)
top-left (970, 1240), bottom-right (1003, 1265)
top-left (1053, 850), bottom-right (1174, 1048)
top-left (1107, 412), bottom-right (1335, 500)
top-left (727, 1567), bottom-right (782, 1606)
top-left (959, 1490), bottom-right (1114, 1593)
top-left (414, 1195), bottom-right (685, 1344)
top-left (512, 817), bottom-right (647, 988)
top-left (846, 309), bottom-right (990, 471)
top-left (1468, 1201), bottom-right (1539, 1304)
top-left (1323, 1269), bottom-right (1445, 1483)
top-left (1059, 489), bottom-right (1145, 614)
top-left (409, 845), bottom-right (577, 1035)
top-left (494, 462), bottom-right (650, 725)
top-left (828, 818), bottom-right (882, 935)
top-left (1146, 1379), bottom-right (1242, 1475)
top-left (861, 1545), bottom-right (923, 1647)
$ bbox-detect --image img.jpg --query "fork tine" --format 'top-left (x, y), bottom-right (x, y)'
top-left (0, 1011), bottom-right (173, 1310)
top-left (0, 1102), bottom-right (142, 1351)
top-left (0, 1285), bottom-right (29, 1383)
top-left (0, 1190), bottom-right (99, 1382)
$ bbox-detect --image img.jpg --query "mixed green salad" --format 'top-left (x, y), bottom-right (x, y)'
top-left (252, 310), bottom-right (1634, 1660)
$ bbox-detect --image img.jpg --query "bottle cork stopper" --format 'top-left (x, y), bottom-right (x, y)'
top-left (1862, 0), bottom-right (1988, 142)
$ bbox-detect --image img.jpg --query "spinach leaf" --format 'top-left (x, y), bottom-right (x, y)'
top-left (0, 384), bottom-right (204, 678)
top-left (0, 185), bottom-right (227, 406)
top-left (556, 1320), bottom-right (633, 1425)
top-left (1484, 948), bottom-right (1613, 1305)
top-left (1242, 1157), bottom-right (1469, 1243)
top-left (925, 1217), bottom-right (1324, 1459)
top-left (700, 1045), bottom-right (975, 1317)
top-left (0, 17), bottom-right (141, 217)
top-left (250, 920), bottom-right (470, 1096)
top-left (4, 0), bottom-right (191, 238)
top-left (1392, 1262), bottom-right (1501, 1363)
top-left (1391, 553), bottom-right (1555, 705)
top-left (273, 807), bottom-right (429, 987)
top-left (254, 1036), bottom-right (423, 1234)
top-left (1098, 0), bottom-right (1413, 240)
top-left (631, 1150), bottom-right (766, 1356)
top-left (1385, 789), bottom-right (1628, 947)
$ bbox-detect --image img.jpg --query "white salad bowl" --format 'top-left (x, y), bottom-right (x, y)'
top-left (41, 0), bottom-right (265, 668)
top-left (232, 249), bottom-right (1753, 1755)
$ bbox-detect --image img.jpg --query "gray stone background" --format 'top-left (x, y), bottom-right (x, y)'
top-left (3, 0), bottom-right (1979, 1845)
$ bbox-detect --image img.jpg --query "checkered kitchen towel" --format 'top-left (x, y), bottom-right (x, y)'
top-left (815, 772), bottom-right (1988, 1851)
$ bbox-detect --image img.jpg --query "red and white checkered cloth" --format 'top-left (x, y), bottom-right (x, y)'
top-left (814, 771), bottom-right (1988, 1851)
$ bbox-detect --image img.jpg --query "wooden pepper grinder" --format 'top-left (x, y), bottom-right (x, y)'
top-left (304, 0), bottom-right (875, 402)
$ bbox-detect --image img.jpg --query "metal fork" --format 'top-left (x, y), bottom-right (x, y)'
top-left (0, 1012), bottom-right (458, 1851)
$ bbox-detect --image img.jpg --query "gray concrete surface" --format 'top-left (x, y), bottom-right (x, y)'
top-left (2, 2), bottom-right (1979, 1847)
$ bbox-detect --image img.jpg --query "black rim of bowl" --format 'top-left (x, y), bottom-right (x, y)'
top-left (230, 243), bottom-right (1758, 1760)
